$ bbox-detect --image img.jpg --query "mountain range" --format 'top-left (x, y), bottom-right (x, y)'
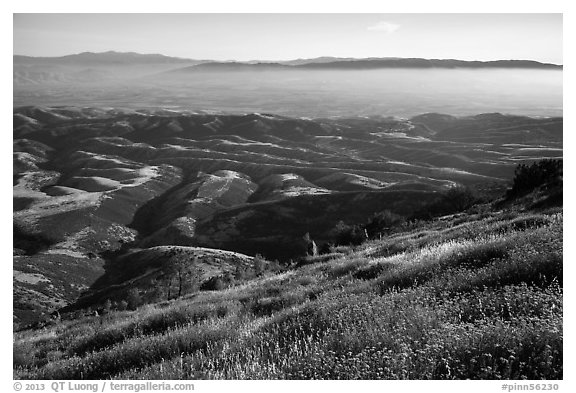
top-left (15, 51), bottom-right (562, 69)
top-left (14, 51), bottom-right (561, 82)
top-left (14, 52), bottom-right (562, 86)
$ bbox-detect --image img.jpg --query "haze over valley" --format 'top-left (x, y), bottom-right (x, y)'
top-left (14, 52), bottom-right (562, 117)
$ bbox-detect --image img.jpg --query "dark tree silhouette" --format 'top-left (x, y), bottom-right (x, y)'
top-left (303, 232), bottom-right (318, 256)
top-left (507, 159), bottom-right (562, 199)
top-left (253, 254), bottom-right (266, 277)
top-left (365, 210), bottom-right (404, 238)
top-left (126, 288), bottom-right (142, 310)
top-left (164, 249), bottom-right (202, 298)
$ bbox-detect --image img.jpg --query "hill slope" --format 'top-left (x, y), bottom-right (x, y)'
top-left (14, 206), bottom-right (562, 380)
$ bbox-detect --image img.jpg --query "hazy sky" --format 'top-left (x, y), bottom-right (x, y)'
top-left (13, 13), bottom-right (563, 63)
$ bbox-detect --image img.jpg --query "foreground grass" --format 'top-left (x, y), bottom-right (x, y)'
top-left (14, 211), bottom-right (562, 380)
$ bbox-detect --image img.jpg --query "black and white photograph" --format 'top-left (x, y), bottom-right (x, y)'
top-left (8, 2), bottom-right (568, 388)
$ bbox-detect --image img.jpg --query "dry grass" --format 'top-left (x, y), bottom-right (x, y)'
top-left (14, 211), bottom-right (562, 380)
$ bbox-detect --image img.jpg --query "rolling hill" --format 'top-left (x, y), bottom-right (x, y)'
top-left (13, 106), bottom-right (562, 325)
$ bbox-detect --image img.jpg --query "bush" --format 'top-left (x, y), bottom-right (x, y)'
top-left (353, 262), bottom-right (395, 280)
top-left (253, 254), bottom-right (266, 276)
top-left (331, 221), bottom-right (367, 246)
top-left (412, 185), bottom-right (478, 220)
top-left (365, 210), bottom-right (405, 238)
top-left (117, 300), bottom-right (128, 311)
top-left (234, 265), bottom-right (246, 281)
top-left (126, 288), bottom-right (142, 310)
top-left (200, 275), bottom-right (234, 291)
top-left (507, 159), bottom-right (562, 199)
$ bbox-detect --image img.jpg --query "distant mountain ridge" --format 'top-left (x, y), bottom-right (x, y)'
top-left (14, 51), bottom-right (206, 65)
top-left (294, 58), bottom-right (562, 70)
top-left (168, 59), bottom-right (562, 74)
top-left (14, 51), bottom-right (562, 69)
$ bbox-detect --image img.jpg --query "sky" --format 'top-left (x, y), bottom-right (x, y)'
top-left (13, 13), bottom-right (563, 64)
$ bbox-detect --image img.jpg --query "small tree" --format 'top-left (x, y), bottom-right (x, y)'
top-left (365, 210), bottom-right (405, 238)
top-left (176, 257), bottom-right (192, 298)
top-left (126, 288), bottom-right (142, 310)
top-left (149, 279), bottom-right (168, 302)
top-left (103, 299), bottom-right (112, 313)
top-left (159, 273), bottom-right (174, 300)
top-left (223, 270), bottom-right (234, 284)
top-left (331, 221), bottom-right (366, 246)
top-left (200, 275), bottom-right (231, 291)
top-left (165, 249), bottom-right (202, 298)
top-left (303, 233), bottom-right (318, 257)
top-left (411, 185), bottom-right (477, 220)
top-left (234, 264), bottom-right (246, 281)
top-left (253, 254), bottom-right (265, 277)
top-left (268, 259), bottom-right (282, 272)
top-left (319, 242), bottom-right (334, 255)
top-left (443, 185), bottom-right (477, 212)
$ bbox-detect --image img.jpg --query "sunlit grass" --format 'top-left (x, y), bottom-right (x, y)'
top-left (14, 211), bottom-right (562, 380)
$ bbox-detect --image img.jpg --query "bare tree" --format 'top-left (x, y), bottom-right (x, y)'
top-left (165, 248), bottom-right (202, 298)
top-left (253, 254), bottom-right (266, 277)
top-left (303, 232), bottom-right (318, 256)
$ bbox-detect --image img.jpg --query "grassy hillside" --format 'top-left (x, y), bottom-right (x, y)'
top-left (14, 207), bottom-right (562, 380)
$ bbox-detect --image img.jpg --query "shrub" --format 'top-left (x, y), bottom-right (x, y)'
top-left (117, 300), bottom-right (128, 311)
top-left (234, 265), bottom-right (246, 281)
top-left (331, 221), bottom-right (367, 246)
top-left (353, 262), bottom-right (395, 280)
top-left (253, 254), bottom-right (266, 276)
top-left (412, 185), bottom-right (478, 220)
top-left (507, 159), bottom-right (562, 199)
top-left (126, 288), bottom-right (142, 311)
top-left (365, 210), bottom-right (405, 238)
top-left (200, 275), bottom-right (234, 291)
top-left (329, 259), bottom-right (366, 278)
